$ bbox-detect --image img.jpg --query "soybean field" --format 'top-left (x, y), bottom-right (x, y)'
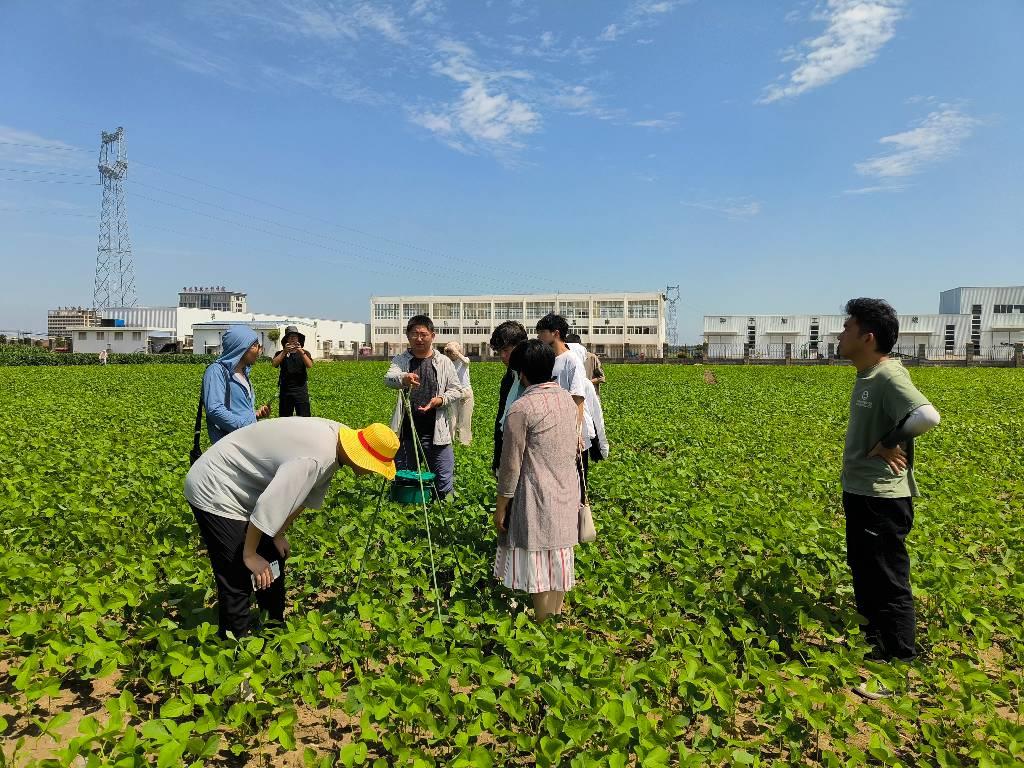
top-left (1, 363), bottom-right (1022, 767)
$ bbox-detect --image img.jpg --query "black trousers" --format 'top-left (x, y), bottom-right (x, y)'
top-left (842, 492), bottom-right (916, 661)
top-left (279, 392), bottom-right (311, 417)
top-left (191, 505), bottom-right (287, 638)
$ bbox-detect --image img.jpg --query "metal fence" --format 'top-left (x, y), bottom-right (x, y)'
top-left (694, 343), bottom-right (1022, 364)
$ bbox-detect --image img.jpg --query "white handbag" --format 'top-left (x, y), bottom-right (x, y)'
top-left (577, 441), bottom-right (597, 544)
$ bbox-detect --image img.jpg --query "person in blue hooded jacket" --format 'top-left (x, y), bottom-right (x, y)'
top-left (203, 326), bottom-right (271, 444)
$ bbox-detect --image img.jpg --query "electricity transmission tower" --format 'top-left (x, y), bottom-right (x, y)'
top-left (93, 127), bottom-right (136, 309)
top-left (665, 285), bottom-right (680, 347)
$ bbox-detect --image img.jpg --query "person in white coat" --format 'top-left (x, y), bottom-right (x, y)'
top-left (443, 341), bottom-right (474, 446)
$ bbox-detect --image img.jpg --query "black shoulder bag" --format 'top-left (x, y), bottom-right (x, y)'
top-left (190, 365), bottom-right (232, 465)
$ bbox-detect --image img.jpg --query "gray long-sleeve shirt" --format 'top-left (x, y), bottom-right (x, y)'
top-left (184, 417), bottom-right (342, 536)
top-left (498, 382), bottom-right (580, 551)
top-left (384, 350), bottom-right (466, 445)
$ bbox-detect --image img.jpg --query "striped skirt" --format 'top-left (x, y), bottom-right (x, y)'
top-left (494, 545), bottom-right (575, 594)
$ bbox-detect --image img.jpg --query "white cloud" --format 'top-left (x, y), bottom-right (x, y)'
top-left (633, 112), bottom-right (681, 129)
top-left (410, 41), bottom-right (541, 157)
top-left (841, 184), bottom-right (908, 195)
top-left (681, 197), bottom-right (763, 219)
top-left (854, 106), bottom-right (980, 179)
top-left (195, 0), bottom-right (405, 43)
top-left (0, 126), bottom-right (86, 167)
top-left (139, 28), bottom-right (251, 88)
top-left (551, 84), bottom-right (599, 112)
top-left (758, 0), bottom-right (904, 104)
top-left (352, 2), bottom-right (405, 44)
top-left (597, 0), bottom-right (686, 43)
top-left (410, 0), bottom-right (443, 22)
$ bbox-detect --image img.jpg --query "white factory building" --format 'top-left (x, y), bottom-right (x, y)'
top-left (67, 326), bottom-right (166, 355)
top-left (96, 306), bottom-right (367, 358)
top-left (703, 285), bottom-right (1024, 360)
top-left (369, 292), bottom-right (667, 359)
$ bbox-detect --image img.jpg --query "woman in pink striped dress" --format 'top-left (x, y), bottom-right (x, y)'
top-left (493, 340), bottom-right (581, 621)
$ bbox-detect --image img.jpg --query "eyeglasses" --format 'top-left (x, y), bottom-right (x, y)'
top-left (407, 332), bottom-right (432, 340)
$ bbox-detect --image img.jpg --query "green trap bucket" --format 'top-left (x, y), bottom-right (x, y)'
top-left (390, 469), bottom-right (436, 505)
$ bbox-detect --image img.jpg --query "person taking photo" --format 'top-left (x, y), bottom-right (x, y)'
top-left (272, 325), bottom-right (313, 417)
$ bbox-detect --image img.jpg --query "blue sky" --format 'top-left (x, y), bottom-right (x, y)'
top-left (2, 0), bottom-right (1022, 341)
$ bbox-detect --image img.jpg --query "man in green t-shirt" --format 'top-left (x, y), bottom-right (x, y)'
top-left (837, 298), bottom-right (941, 697)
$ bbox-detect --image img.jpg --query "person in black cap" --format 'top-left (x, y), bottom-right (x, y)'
top-left (271, 325), bottom-right (313, 417)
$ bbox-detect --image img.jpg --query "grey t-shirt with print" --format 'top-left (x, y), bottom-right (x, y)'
top-left (185, 417), bottom-right (342, 535)
top-left (841, 359), bottom-right (931, 498)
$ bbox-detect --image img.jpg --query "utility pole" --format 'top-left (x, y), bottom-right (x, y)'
top-left (94, 127), bottom-right (136, 309)
top-left (665, 285), bottom-right (680, 347)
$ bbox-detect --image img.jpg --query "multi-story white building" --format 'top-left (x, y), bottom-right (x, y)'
top-left (100, 306), bottom-right (367, 358)
top-left (703, 286), bottom-right (1024, 360)
top-left (178, 286), bottom-right (247, 313)
top-left (47, 307), bottom-right (99, 338)
top-left (191, 317), bottom-right (367, 359)
top-left (369, 292), bottom-right (667, 358)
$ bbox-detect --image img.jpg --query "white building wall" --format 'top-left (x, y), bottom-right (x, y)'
top-left (192, 319), bottom-right (367, 359)
top-left (935, 286), bottom-right (1024, 355)
top-left (703, 313), bottom-right (975, 358)
top-left (101, 307), bottom-right (367, 356)
top-left (69, 327), bottom-right (158, 354)
top-left (370, 292), bottom-right (666, 358)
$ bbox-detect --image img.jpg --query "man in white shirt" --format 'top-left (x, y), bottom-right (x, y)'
top-left (184, 418), bottom-right (398, 637)
top-left (535, 313), bottom-right (588, 499)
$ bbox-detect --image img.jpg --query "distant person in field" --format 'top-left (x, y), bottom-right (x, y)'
top-left (185, 419), bottom-right (398, 637)
top-left (385, 315), bottom-right (466, 499)
top-left (489, 320), bottom-right (529, 476)
top-left (272, 325), bottom-right (313, 417)
top-left (837, 298), bottom-right (940, 697)
top-left (494, 340), bottom-right (580, 621)
top-left (443, 341), bottom-right (474, 445)
top-left (566, 333), bottom-right (605, 396)
top-left (99, 348), bottom-right (108, 365)
top-left (203, 326), bottom-right (270, 444)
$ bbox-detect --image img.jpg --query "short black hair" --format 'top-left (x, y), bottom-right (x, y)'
top-left (406, 314), bottom-right (434, 334)
top-left (844, 298), bottom-right (899, 353)
top-left (508, 339), bottom-right (555, 385)
top-left (536, 312), bottom-right (570, 341)
top-left (565, 333), bottom-right (582, 344)
top-left (489, 320), bottom-right (527, 352)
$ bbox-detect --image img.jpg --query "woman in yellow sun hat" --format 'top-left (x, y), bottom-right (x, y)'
top-left (185, 417), bottom-right (398, 637)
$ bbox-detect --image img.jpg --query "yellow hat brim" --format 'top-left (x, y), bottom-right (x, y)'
top-left (339, 427), bottom-right (396, 480)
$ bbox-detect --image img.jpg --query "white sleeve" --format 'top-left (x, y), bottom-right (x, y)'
top-left (250, 458), bottom-right (322, 536)
top-left (901, 404), bottom-right (941, 437)
top-left (567, 357), bottom-right (587, 399)
top-left (881, 403), bottom-right (941, 447)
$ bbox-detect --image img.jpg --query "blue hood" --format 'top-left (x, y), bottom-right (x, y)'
top-left (217, 325), bottom-right (259, 374)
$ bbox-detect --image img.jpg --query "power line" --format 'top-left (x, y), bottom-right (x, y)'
top-left (140, 221), bottom-right (399, 283)
top-left (0, 207), bottom-right (96, 217)
top-left (2, 141), bottom-right (575, 287)
top-left (130, 158), bottom-right (580, 291)
top-left (125, 178), bottom-right (547, 293)
top-left (0, 176), bottom-right (98, 186)
top-left (2, 139), bottom-right (607, 294)
top-left (129, 190), bottom-right (536, 293)
top-left (0, 167), bottom-right (95, 178)
top-left (0, 140), bottom-right (90, 153)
